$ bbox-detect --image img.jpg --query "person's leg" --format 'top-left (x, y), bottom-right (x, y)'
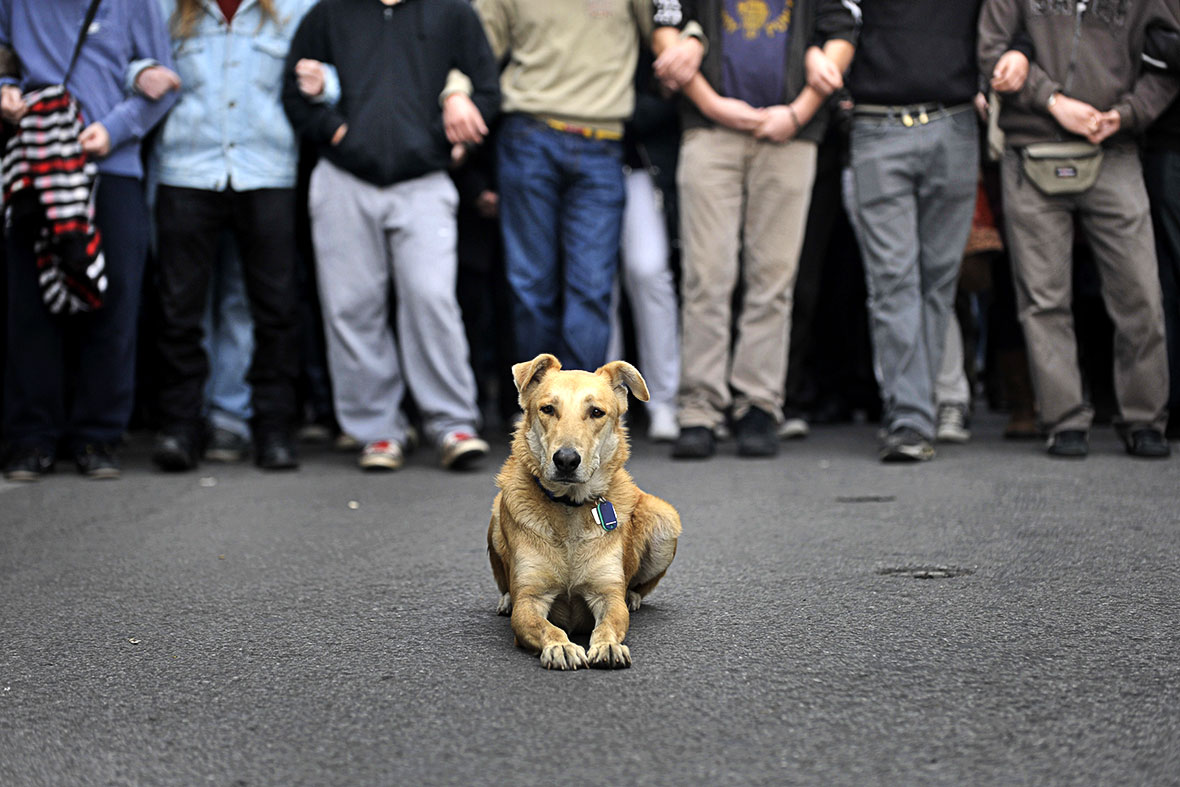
top-left (154, 185), bottom-right (225, 445)
top-left (1143, 147), bottom-right (1180, 432)
top-left (850, 117), bottom-right (928, 439)
top-left (935, 312), bottom-right (970, 406)
top-left (675, 127), bottom-right (746, 432)
top-left (71, 175), bottom-right (150, 447)
top-left (618, 168), bottom-right (679, 436)
top-left (4, 210), bottom-right (66, 463)
top-left (559, 135), bottom-right (625, 371)
top-left (732, 138), bottom-right (817, 421)
top-left (308, 160), bottom-right (406, 446)
top-left (915, 112), bottom-right (978, 414)
top-left (231, 188), bottom-right (301, 448)
top-left (386, 171), bottom-right (482, 448)
top-left (1076, 148), bottom-right (1168, 435)
top-left (203, 232), bottom-right (254, 455)
top-left (1000, 149), bottom-right (1089, 437)
top-left (496, 115), bottom-right (563, 363)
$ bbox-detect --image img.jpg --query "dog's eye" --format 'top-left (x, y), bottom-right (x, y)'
top-left (539, 404), bottom-right (555, 416)
top-left (589, 407), bottom-right (606, 419)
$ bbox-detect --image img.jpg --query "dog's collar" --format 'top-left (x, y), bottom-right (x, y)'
top-left (533, 475), bottom-right (585, 507)
top-left (532, 476), bottom-right (618, 531)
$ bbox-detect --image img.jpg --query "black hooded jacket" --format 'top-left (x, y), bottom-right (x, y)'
top-left (282, 0), bottom-right (500, 186)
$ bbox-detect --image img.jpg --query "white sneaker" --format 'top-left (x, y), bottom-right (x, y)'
top-left (359, 439), bottom-right (404, 471)
top-left (777, 417), bottom-right (810, 439)
top-left (647, 403), bottom-right (680, 442)
top-left (440, 431), bottom-right (489, 470)
top-left (936, 403), bottom-right (971, 444)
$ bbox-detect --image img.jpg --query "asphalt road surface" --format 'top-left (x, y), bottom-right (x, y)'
top-left (2, 413), bottom-right (1178, 786)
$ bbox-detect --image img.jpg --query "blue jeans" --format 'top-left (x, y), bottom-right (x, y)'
top-left (496, 114), bottom-right (624, 371)
top-left (202, 233), bottom-right (254, 438)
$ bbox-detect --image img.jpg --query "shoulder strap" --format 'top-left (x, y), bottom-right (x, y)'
top-left (63, 0), bottom-right (105, 87)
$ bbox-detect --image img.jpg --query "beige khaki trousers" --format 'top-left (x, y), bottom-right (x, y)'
top-left (676, 127), bottom-right (817, 428)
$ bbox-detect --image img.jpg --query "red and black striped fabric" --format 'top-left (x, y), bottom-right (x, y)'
top-left (2, 84), bottom-right (106, 314)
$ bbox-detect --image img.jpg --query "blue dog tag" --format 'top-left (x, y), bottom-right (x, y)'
top-left (593, 500), bottom-right (618, 531)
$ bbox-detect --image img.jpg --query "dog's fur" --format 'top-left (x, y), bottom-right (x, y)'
top-left (487, 354), bottom-right (681, 669)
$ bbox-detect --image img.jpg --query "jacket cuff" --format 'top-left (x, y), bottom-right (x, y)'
top-left (441, 69), bottom-right (474, 106)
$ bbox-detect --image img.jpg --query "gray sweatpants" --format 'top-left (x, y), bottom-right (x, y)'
top-left (308, 160), bottom-right (480, 446)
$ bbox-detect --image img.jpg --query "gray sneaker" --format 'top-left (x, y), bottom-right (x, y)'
top-left (880, 426), bottom-right (935, 463)
top-left (935, 403), bottom-right (970, 444)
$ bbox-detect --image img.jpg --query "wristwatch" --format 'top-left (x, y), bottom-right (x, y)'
top-left (1047, 93), bottom-right (1059, 110)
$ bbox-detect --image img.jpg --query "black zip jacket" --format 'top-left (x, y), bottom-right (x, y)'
top-left (657, 0), bottom-right (860, 143)
top-left (1145, 24), bottom-right (1180, 151)
top-left (282, 0), bottom-right (500, 187)
top-left (849, 0), bottom-right (1033, 106)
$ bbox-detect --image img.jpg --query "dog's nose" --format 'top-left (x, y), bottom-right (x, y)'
top-left (553, 447), bottom-right (581, 474)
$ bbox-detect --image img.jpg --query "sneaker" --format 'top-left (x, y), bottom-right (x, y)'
top-left (335, 432), bottom-right (362, 452)
top-left (440, 431), bottom-right (489, 470)
top-left (1046, 429), bottom-right (1088, 458)
top-left (255, 431), bottom-right (299, 470)
top-left (777, 416), bottom-right (810, 440)
top-left (880, 426), bottom-right (935, 463)
top-left (74, 443), bottom-right (121, 480)
top-left (936, 403), bottom-right (971, 444)
top-left (204, 427), bottom-right (249, 463)
top-left (359, 439), bottom-right (405, 471)
top-left (4, 445), bottom-right (54, 482)
top-left (735, 406), bottom-right (778, 457)
top-left (1124, 428), bottom-right (1170, 459)
top-left (152, 433), bottom-right (199, 472)
top-left (671, 425), bottom-right (715, 459)
top-left (647, 403), bottom-right (680, 442)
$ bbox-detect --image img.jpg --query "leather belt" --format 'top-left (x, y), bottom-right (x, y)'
top-left (853, 101), bottom-right (974, 127)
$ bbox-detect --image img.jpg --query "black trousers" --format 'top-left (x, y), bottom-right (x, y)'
top-left (154, 185), bottom-right (299, 438)
top-left (4, 175), bottom-right (148, 453)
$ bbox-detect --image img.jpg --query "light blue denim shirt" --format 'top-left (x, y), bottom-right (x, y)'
top-left (150, 0), bottom-right (320, 191)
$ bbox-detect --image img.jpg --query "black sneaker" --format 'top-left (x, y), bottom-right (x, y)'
top-left (152, 433), bottom-right (198, 472)
top-left (1125, 428), bottom-right (1170, 459)
top-left (75, 443), bottom-right (121, 480)
top-left (204, 427), bottom-right (249, 463)
top-left (671, 426), bottom-right (715, 459)
top-left (255, 431), bottom-right (299, 470)
top-left (880, 426), bottom-right (934, 463)
top-left (1046, 429), bottom-right (1088, 458)
top-left (4, 445), bottom-right (54, 482)
top-left (735, 406), bottom-right (778, 457)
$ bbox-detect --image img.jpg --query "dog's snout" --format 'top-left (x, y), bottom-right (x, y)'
top-left (553, 447), bottom-right (581, 474)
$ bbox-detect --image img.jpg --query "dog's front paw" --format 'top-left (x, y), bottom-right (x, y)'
top-left (626, 590), bottom-right (642, 611)
top-left (587, 642), bottom-right (631, 669)
top-left (540, 642), bottom-right (589, 671)
top-left (496, 592), bottom-right (513, 616)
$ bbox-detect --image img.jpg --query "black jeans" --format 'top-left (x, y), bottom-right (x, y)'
top-left (4, 175), bottom-right (149, 453)
top-left (154, 186), bottom-right (299, 438)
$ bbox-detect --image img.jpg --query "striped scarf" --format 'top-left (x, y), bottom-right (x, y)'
top-left (2, 84), bottom-right (106, 314)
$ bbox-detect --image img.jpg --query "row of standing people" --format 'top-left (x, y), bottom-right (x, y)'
top-left (2, 0), bottom-right (1178, 484)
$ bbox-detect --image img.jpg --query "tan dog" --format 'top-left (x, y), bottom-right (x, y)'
top-left (487, 354), bottom-right (682, 670)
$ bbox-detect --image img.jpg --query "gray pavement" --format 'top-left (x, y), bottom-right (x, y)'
top-left (1, 413), bottom-right (1178, 786)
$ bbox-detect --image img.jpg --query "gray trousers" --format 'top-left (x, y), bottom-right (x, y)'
top-left (850, 108), bottom-right (979, 438)
top-left (308, 160), bottom-right (480, 446)
top-left (1001, 145), bottom-right (1167, 434)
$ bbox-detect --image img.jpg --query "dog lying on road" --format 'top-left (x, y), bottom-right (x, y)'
top-left (487, 353), bottom-right (682, 670)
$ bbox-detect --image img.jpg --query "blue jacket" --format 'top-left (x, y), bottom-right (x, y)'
top-left (151, 0), bottom-right (318, 191)
top-left (0, 0), bottom-right (177, 178)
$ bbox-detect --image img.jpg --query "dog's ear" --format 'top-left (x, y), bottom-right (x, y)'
top-left (597, 360), bottom-right (650, 409)
top-left (512, 353), bottom-right (562, 407)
